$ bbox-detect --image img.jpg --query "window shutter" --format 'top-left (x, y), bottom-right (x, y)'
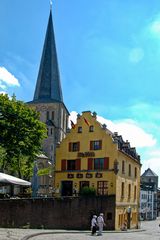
top-left (99, 140), bottom-right (102, 149)
top-left (68, 142), bottom-right (72, 152)
top-left (88, 158), bottom-right (93, 170)
top-left (104, 157), bottom-right (109, 170)
top-left (76, 159), bottom-right (81, 170)
top-left (90, 141), bottom-right (93, 150)
top-left (77, 142), bottom-right (80, 151)
top-left (61, 159), bottom-right (66, 171)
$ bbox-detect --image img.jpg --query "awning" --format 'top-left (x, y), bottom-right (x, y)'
top-left (0, 173), bottom-right (31, 186)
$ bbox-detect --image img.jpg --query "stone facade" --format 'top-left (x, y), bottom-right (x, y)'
top-left (30, 102), bottom-right (68, 163)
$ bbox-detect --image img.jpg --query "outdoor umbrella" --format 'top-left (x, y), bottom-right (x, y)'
top-left (0, 172), bottom-right (31, 186)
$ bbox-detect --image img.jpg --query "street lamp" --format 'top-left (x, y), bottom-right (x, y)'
top-left (31, 161), bottom-right (39, 198)
top-left (127, 206), bottom-right (132, 229)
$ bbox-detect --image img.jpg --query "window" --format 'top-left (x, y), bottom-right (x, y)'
top-left (52, 111), bottom-right (54, 120)
top-left (121, 182), bottom-right (124, 198)
top-left (97, 181), bottom-right (108, 195)
top-left (89, 125), bottom-right (94, 132)
top-left (47, 128), bottom-right (49, 136)
top-left (90, 140), bottom-right (102, 150)
top-left (94, 158), bottom-right (104, 170)
top-left (78, 127), bottom-right (82, 133)
top-left (67, 160), bottom-right (76, 170)
top-left (128, 164), bottom-right (131, 176)
top-left (46, 111), bottom-right (50, 120)
top-left (51, 128), bottom-right (53, 135)
top-left (122, 160), bottom-right (125, 174)
top-left (50, 145), bottom-right (53, 150)
top-left (88, 157), bottom-right (109, 170)
top-left (66, 159), bottom-right (81, 171)
top-left (134, 186), bottom-right (137, 200)
top-left (69, 142), bottom-right (80, 152)
top-left (135, 167), bottom-right (137, 178)
top-left (128, 184), bottom-right (131, 199)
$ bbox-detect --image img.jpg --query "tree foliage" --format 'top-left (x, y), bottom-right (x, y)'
top-left (0, 94), bottom-right (46, 179)
top-left (80, 186), bottom-right (96, 197)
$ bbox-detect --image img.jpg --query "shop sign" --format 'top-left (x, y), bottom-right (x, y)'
top-left (95, 173), bottom-right (102, 178)
top-left (86, 173), bottom-right (93, 178)
top-left (77, 173), bottom-right (83, 178)
top-left (77, 152), bottom-right (95, 157)
top-left (67, 174), bottom-right (74, 179)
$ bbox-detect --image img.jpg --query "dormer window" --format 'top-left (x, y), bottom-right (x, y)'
top-left (89, 125), bottom-right (94, 132)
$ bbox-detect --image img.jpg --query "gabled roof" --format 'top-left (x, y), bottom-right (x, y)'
top-left (141, 168), bottom-right (158, 177)
top-left (32, 10), bottom-right (63, 104)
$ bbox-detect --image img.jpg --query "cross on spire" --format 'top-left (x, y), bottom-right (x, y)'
top-left (50, 0), bottom-right (53, 11)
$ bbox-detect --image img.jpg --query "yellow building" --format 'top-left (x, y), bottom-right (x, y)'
top-left (55, 111), bottom-right (141, 230)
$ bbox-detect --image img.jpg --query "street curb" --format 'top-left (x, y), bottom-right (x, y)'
top-left (21, 229), bottom-right (146, 240)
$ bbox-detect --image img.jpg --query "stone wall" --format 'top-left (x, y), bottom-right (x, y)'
top-left (0, 195), bottom-right (115, 230)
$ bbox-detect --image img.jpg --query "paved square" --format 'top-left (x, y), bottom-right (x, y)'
top-left (0, 218), bottom-right (160, 240)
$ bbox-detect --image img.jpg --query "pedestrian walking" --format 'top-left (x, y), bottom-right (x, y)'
top-left (91, 215), bottom-right (97, 235)
top-left (97, 213), bottom-right (105, 236)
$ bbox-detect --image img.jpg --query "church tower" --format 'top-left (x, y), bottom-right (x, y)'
top-left (28, 8), bottom-right (69, 164)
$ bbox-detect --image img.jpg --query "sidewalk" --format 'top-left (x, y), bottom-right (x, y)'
top-left (0, 227), bottom-right (145, 240)
top-left (22, 229), bottom-right (145, 240)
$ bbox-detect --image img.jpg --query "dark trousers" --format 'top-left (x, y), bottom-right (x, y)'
top-left (92, 226), bottom-right (97, 235)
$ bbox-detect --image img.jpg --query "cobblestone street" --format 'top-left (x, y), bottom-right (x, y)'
top-left (0, 218), bottom-right (160, 240)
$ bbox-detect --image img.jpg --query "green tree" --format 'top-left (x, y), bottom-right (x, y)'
top-left (0, 146), bottom-right (6, 170)
top-left (0, 94), bottom-right (46, 179)
top-left (80, 186), bottom-right (96, 197)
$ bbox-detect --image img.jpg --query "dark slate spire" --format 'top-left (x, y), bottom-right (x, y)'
top-left (33, 10), bottom-right (63, 103)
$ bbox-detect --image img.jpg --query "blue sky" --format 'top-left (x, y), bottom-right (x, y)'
top-left (1, 0), bottom-right (160, 182)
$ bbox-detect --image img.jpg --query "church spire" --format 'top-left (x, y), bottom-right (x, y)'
top-left (33, 9), bottom-right (63, 103)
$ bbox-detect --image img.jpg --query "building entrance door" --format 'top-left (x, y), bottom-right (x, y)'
top-left (61, 181), bottom-right (73, 196)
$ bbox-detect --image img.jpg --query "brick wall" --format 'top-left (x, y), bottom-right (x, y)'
top-left (0, 195), bottom-right (115, 230)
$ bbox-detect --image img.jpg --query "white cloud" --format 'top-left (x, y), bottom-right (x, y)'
top-left (141, 157), bottom-right (160, 175)
top-left (98, 117), bottom-right (156, 148)
top-left (112, 120), bottom-right (156, 148)
top-left (69, 111), bottom-right (156, 148)
top-left (0, 91), bottom-right (7, 95)
top-left (149, 19), bottom-right (160, 37)
top-left (0, 67), bottom-right (20, 88)
top-left (0, 80), bottom-right (7, 89)
top-left (146, 14), bottom-right (160, 40)
top-left (69, 111), bottom-right (78, 128)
